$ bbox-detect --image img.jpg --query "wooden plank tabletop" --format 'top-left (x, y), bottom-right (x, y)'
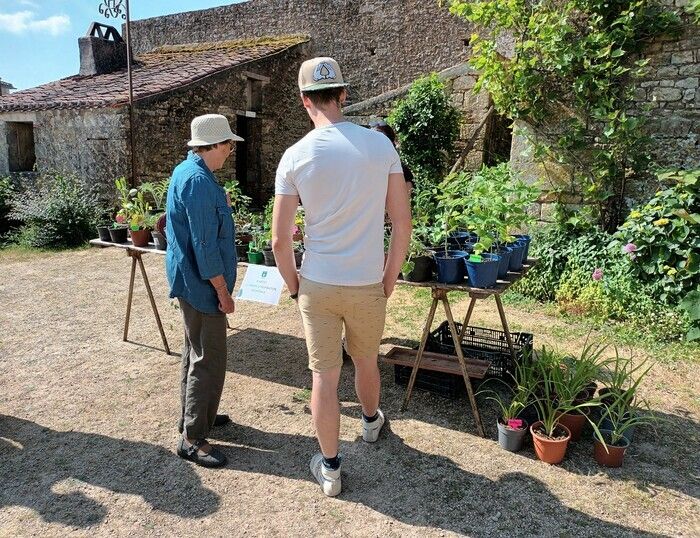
top-left (396, 258), bottom-right (538, 297)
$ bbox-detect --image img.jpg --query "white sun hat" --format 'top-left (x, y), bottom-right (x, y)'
top-left (187, 114), bottom-right (243, 146)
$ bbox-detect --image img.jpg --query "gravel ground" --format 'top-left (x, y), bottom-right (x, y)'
top-left (0, 248), bottom-right (698, 537)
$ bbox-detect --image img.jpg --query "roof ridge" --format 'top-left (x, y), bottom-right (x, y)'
top-left (144, 34), bottom-right (310, 56)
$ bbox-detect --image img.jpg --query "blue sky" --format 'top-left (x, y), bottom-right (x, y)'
top-left (0, 0), bottom-right (244, 90)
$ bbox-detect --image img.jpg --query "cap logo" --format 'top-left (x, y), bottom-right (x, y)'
top-left (313, 62), bottom-right (337, 82)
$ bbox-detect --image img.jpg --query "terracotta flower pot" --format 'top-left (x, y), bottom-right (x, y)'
top-left (530, 421), bottom-right (571, 464)
top-left (556, 410), bottom-right (588, 442)
top-left (593, 430), bottom-right (630, 468)
top-left (130, 228), bottom-right (151, 247)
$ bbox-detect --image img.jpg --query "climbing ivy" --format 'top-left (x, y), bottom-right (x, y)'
top-left (448, 0), bottom-right (680, 232)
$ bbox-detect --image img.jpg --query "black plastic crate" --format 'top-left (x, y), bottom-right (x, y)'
top-left (425, 321), bottom-right (533, 379)
top-left (394, 364), bottom-right (465, 399)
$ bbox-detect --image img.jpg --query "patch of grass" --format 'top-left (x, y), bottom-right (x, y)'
top-left (292, 388), bottom-right (311, 403)
top-left (0, 243), bottom-right (89, 264)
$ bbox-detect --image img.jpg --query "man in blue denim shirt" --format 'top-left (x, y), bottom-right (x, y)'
top-left (166, 114), bottom-right (242, 468)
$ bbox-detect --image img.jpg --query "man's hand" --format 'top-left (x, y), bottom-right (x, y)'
top-left (217, 289), bottom-right (235, 314)
top-left (382, 276), bottom-right (396, 299)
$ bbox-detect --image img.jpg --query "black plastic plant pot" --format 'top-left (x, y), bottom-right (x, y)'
top-left (497, 419), bottom-right (529, 452)
top-left (507, 242), bottom-right (525, 271)
top-left (514, 234), bottom-right (532, 261)
top-left (465, 253), bottom-right (501, 288)
top-left (108, 226), bottom-right (128, 243)
top-left (151, 231), bottom-right (167, 251)
top-left (599, 416), bottom-right (636, 443)
top-left (404, 255), bottom-right (433, 282)
top-left (96, 226), bottom-right (111, 242)
top-left (294, 249), bottom-right (304, 267)
top-left (434, 250), bottom-right (468, 284)
top-left (262, 248), bottom-right (276, 266)
top-left (235, 243), bottom-right (249, 262)
top-left (494, 246), bottom-right (513, 279)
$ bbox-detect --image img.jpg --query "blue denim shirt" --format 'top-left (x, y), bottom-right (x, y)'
top-left (165, 151), bottom-right (236, 314)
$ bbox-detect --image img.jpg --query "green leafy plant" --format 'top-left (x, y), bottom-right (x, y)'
top-left (9, 172), bottom-right (99, 248)
top-left (0, 176), bottom-right (17, 240)
top-left (448, 0), bottom-right (679, 232)
top-left (224, 179), bottom-right (251, 211)
top-left (388, 73), bottom-right (460, 184)
top-left (680, 290), bottom-right (700, 342)
top-left (123, 191), bottom-right (153, 231)
top-left (531, 346), bottom-right (603, 439)
top-left (615, 169), bottom-right (699, 304)
top-left (139, 178), bottom-right (171, 210)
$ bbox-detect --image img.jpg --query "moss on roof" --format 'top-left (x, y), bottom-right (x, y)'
top-left (147, 35), bottom-right (310, 56)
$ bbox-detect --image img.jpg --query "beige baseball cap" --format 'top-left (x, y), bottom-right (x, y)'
top-left (187, 114), bottom-right (243, 146)
top-left (298, 57), bottom-right (349, 92)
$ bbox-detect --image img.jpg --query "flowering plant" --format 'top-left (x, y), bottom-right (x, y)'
top-left (616, 169), bottom-right (699, 304)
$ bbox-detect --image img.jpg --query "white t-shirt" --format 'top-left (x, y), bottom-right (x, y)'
top-left (275, 121), bottom-right (403, 286)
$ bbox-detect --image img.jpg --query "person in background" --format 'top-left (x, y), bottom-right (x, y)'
top-left (272, 57), bottom-right (412, 497)
top-left (370, 119), bottom-right (414, 195)
top-left (166, 114), bottom-right (242, 468)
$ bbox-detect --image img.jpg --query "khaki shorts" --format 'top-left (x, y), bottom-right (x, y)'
top-left (298, 277), bottom-right (388, 372)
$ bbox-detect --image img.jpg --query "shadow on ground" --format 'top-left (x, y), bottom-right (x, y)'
top-left (0, 414), bottom-right (219, 527)
top-left (210, 421), bottom-right (665, 536)
top-left (228, 327), bottom-right (700, 505)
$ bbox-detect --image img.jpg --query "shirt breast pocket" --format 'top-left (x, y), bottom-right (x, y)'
top-left (216, 205), bottom-right (231, 239)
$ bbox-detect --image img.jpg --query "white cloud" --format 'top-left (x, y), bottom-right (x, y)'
top-left (0, 10), bottom-right (70, 36)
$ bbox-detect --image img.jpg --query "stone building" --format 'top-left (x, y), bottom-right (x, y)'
top-left (0, 0), bottom-right (696, 207)
top-left (0, 24), bottom-right (310, 204)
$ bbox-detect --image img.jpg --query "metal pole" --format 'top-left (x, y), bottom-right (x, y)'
top-left (125, 0), bottom-right (137, 188)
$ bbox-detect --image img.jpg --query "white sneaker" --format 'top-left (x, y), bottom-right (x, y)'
top-left (309, 453), bottom-right (342, 497)
top-left (362, 408), bottom-right (385, 443)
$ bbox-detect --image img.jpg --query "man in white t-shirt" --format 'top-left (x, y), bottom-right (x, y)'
top-left (272, 57), bottom-right (411, 497)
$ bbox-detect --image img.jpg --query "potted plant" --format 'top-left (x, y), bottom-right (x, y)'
top-left (530, 346), bottom-right (603, 464)
top-left (402, 228), bottom-right (434, 282)
top-left (593, 392), bottom-right (655, 468)
top-left (247, 228), bottom-right (265, 265)
top-left (479, 358), bottom-right (536, 452)
top-left (108, 219), bottom-right (128, 243)
top-left (293, 240), bottom-right (304, 267)
top-left (95, 206), bottom-right (113, 242)
top-left (597, 352), bottom-right (653, 443)
top-left (149, 213), bottom-right (167, 250)
top-left (552, 340), bottom-right (607, 442)
top-left (125, 191), bottom-right (153, 248)
top-left (434, 173), bottom-right (472, 284)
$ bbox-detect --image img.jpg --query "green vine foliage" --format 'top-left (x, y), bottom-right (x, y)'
top-left (448, 0), bottom-right (680, 232)
top-left (388, 73), bottom-right (461, 185)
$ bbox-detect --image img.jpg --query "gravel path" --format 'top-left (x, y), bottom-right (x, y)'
top-left (0, 248), bottom-right (698, 536)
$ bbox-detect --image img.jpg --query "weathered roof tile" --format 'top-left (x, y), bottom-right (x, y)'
top-left (0, 35), bottom-right (309, 112)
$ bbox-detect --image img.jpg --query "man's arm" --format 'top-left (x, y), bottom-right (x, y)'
top-left (384, 172), bottom-right (412, 298)
top-left (272, 194), bottom-right (301, 298)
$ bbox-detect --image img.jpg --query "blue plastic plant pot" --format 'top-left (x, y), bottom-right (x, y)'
top-left (434, 250), bottom-right (468, 284)
top-left (495, 246), bottom-right (513, 279)
top-left (465, 253), bottom-right (501, 288)
top-left (514, 234), bottom-right (532, 260)
top-left (507, 242), bottom-right (525, 272)
top-left (447, 231), bottom-right (472, 250)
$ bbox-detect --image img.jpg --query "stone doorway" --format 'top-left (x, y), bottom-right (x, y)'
top-left (235, 113), bottom-right (263, 207)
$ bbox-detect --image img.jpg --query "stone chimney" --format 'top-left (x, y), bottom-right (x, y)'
top-left (79, 22), bottom-right (128, 76)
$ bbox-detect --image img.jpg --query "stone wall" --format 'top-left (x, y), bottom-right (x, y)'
top-left (636, 14), bottom-right (700, 170)
top-left (129, 0), bottom-right (476, 104)
top-left (345, 64), bottom-right (494, 173)
top-left (133, 43), bottom-right (310, 204)
top-left (0, 108), bottom-right (128, 197)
